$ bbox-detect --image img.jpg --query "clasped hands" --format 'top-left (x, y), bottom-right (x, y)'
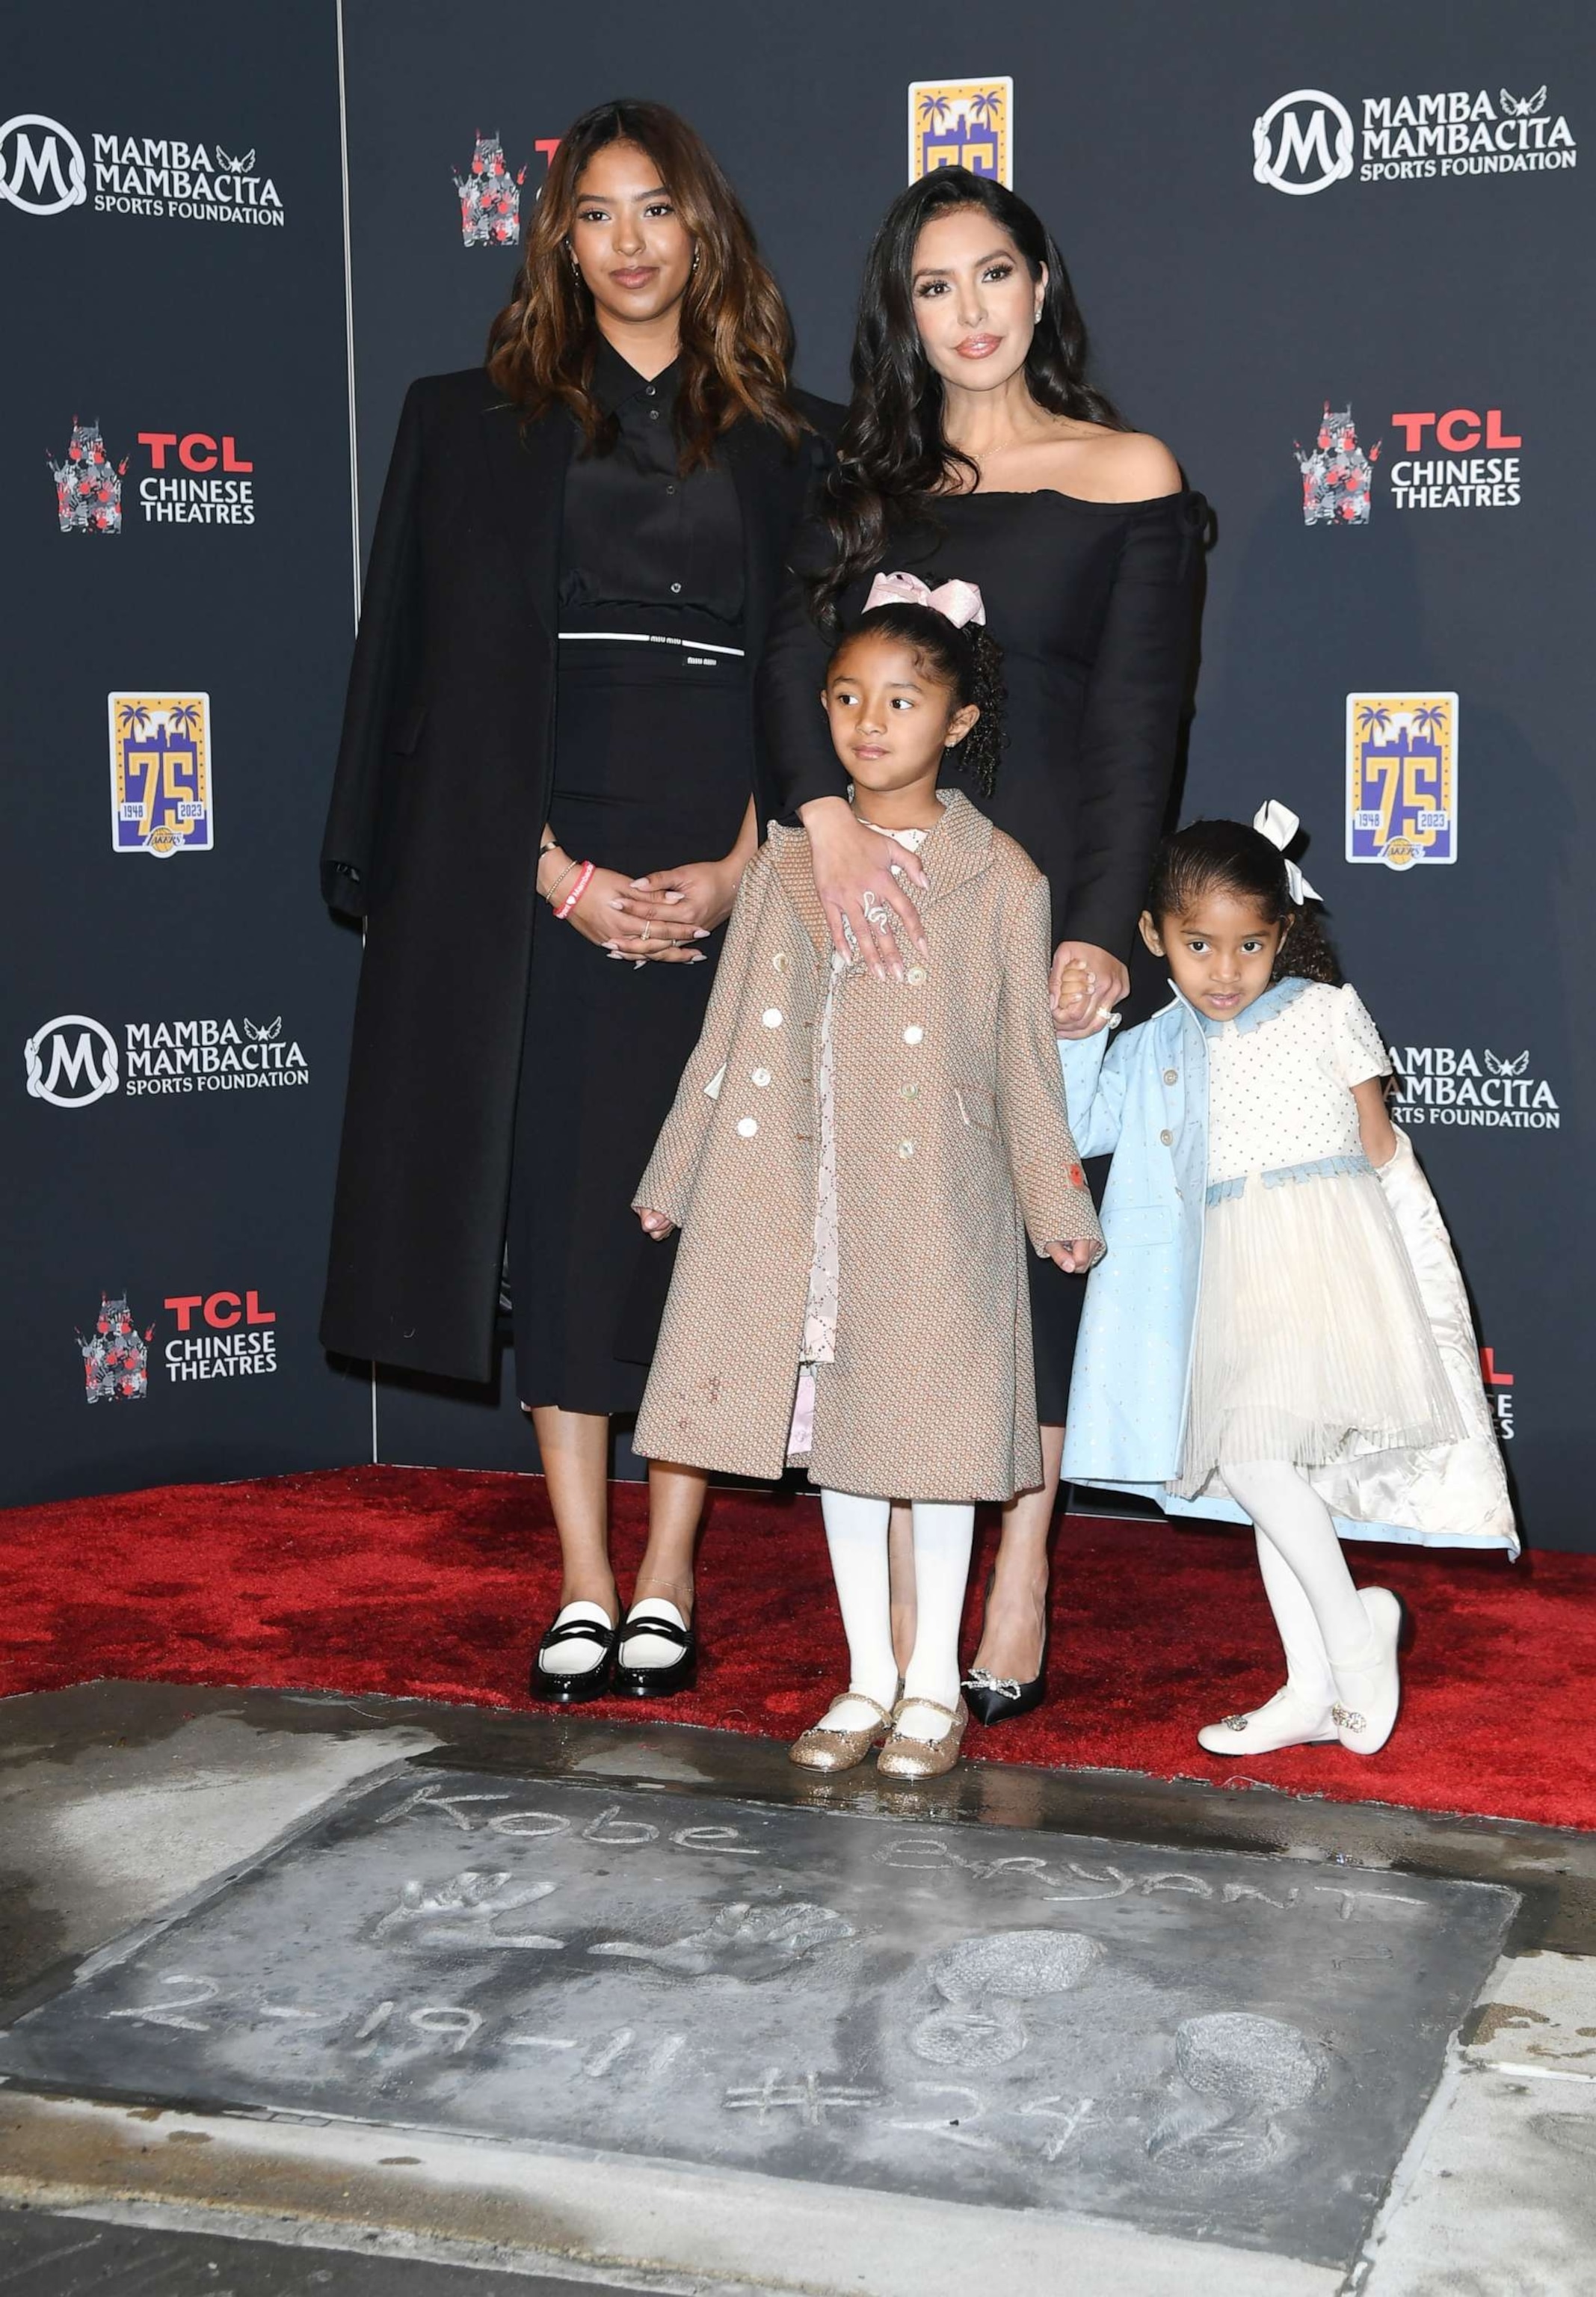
top-left (536, 846), bottom-right (742, 963)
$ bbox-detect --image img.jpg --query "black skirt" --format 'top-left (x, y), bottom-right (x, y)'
top-left (508, 640), bottom-right (751, 1415)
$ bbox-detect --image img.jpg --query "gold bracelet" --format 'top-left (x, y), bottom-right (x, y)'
top-left (543, 855), bottom-right (580, 907)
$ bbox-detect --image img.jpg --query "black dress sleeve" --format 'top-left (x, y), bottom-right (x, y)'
top-left (318, 381), bottom-right (427, 915)
top-left (755, 514), bottom-right (851, 822)
top-left (1061, 491), bottom-right (1206, 958)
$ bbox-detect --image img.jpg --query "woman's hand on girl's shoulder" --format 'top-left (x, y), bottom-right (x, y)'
top-left (801, 796), bottom-right (928, 982)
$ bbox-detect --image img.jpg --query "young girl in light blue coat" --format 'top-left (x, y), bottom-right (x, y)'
top-left (1058, 807), bottom-right (1515, 1761)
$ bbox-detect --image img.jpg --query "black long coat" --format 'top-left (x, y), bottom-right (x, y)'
top-left (319, 366), bottom-right (838, 1383)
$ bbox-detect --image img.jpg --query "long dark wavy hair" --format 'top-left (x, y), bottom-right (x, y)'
top-left (810, 168), bottom-right (1124, 623)
top-left (1145, 819), bottom-right (1343, 985)
top-left (831, 601), bottom-right (1008, 798)
top-left (487, 99), bottom-right (805, 472)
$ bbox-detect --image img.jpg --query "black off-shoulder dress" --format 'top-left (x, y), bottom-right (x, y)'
top-left (757, 485), bottom-right (1207, 1421)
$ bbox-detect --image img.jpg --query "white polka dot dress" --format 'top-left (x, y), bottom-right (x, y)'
top-left (1177, 979), bottom-right (1464, 1495)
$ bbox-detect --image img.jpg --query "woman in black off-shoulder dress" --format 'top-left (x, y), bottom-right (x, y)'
top-left (753, 168), bottom-right (1206, 1714)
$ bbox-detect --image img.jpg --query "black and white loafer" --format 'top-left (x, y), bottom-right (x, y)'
top-left (614, 1600), bottom-right (697, 1699)
top-left (531, 1601), bottom-right (618, 1703)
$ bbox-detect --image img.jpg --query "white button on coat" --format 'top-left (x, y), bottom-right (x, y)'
top-left (736, 1117), bottom-right (758, 1137)
top-left (752, 1068), bottom-right (771, 1087)
top-left (903, 1025), bottom-right (924, 1045)
top-left (762, 1008), bottom-right (783, 1028)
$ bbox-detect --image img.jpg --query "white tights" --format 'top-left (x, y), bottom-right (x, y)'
top-left (1221, 1460), bottom-right (1376, 1685)
top-left (820, 1489), bottom-right (974, 1740)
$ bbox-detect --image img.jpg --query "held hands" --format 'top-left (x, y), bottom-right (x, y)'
top-left (637, 1207), bottom-right (676, 1240)
top-left (802, 796), bottom-right (928, 983)
top-left (1046, 1238), bottom-right (1104, 1273)
top-left (1050, 941), bottom-right (1130, 1039)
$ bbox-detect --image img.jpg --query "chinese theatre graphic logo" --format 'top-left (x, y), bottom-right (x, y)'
top-left (25, 1015), bottom-right (118, 1107)
top-left (0, 113), bottom-right (87, 213)
top-left (108, 693), bottom-right (213, 857)
top-left (1346, 694), bottom-right (1457, 870)
top-left (49, 418), bottom-right (127, 531)
top-left (1253, 83), bottom-right (1576, 192)
top-left (1296, 405), bottom-right (1381, 526)
top-left (44, 423), bottom-right (256, 529)
top-left (77, 1293), bottom-right (153, 1403)
top-left (909, 81), bottom-right (1013, 186)
top-left (455, 132), bottom-right (526, 245)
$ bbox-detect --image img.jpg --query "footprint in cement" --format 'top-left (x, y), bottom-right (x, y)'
top-left (911, 1929), bottom-right (1104, 2068)
top-left (1147, 2011), bottom-right (1326, 2176)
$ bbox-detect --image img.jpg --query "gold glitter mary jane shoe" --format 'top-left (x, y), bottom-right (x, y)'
top-left (789, 1690), bottom-right (898, 1774)
top-left (876, 1695), bottom-right (969, 1780)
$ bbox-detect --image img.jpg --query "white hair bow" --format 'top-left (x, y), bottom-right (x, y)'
top-left (863, 569), bottom-right (986, 629)
top-left (1254, 799), bottom-right (1320, 905)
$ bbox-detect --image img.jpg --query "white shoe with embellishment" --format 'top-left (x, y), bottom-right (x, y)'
top-left (1329, 1587), bottom-right (1404, 1755)
top-left (1198, 1682), bottom-right (1340, 1756)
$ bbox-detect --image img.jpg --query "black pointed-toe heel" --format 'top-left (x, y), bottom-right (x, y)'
top-left (613, 1608), bottom-right (697, 1699)
top-left (961, 1652), bottom-right (1047, 1727)
top-left (530, 1611), bottom-right (618, 1703)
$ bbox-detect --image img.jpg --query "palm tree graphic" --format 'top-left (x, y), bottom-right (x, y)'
top-left (917, 93), bottom-right (952, 133)
top-left (970, 90), bottom-right (1004, 129)
top-left (117, 701), bottom-right (152, 739)
top-left (1411, 703), bottom-right (1449, 747)
top-left (1355, 704), bottom-right (1392, 742)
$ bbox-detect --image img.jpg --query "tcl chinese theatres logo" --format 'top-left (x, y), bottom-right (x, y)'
top-left (164, 1288), bottom-right (277, 1381)
top-left (1481, 1347), bottom-right (1513, 1442)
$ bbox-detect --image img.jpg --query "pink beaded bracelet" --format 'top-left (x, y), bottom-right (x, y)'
top-left (554, 858), bottom-right (594, 921)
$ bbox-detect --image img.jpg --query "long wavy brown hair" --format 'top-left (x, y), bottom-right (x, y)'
top-left (487, 99), bottom-right (805, 470)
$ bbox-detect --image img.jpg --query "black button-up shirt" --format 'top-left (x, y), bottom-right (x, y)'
top-left (558, 337), bottom-right (745, 635)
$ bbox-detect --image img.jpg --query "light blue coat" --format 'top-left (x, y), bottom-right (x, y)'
top-left (1057, 980), bottom-right (1518, 1554)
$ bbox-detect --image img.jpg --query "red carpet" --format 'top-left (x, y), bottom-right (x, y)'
top-left (2, 1466), bottom-right (1591, 1830)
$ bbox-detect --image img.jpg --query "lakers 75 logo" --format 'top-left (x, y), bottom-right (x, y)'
top-left (1346, 692), bottom-right (1457, 870)
top-left (107, 692), bottom-right (213, 856)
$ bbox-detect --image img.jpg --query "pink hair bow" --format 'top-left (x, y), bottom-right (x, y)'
top-left (863, 569), bottom-right (986, 629)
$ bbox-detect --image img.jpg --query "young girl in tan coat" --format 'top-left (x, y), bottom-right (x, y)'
top-left (632, 579), bottom-right (1102, 1777)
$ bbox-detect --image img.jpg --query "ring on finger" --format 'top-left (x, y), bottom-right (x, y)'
top-left (641, 919), bottom-right (651, 943)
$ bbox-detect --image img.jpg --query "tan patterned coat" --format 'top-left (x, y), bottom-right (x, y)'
top-left (632, 789), bottom-right (1103, 1502)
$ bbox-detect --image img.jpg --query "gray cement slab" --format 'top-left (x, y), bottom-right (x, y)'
top-left (4, 1682), bottom-right (1593, 2296)
top-left (0, 1767), bottom-right (1515, 2268)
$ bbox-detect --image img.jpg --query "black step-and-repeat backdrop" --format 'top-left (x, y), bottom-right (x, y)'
top-left (5, 2), bottom-right (1592, 1546)
top-left (1, 0), bottom-right (369, 1501)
